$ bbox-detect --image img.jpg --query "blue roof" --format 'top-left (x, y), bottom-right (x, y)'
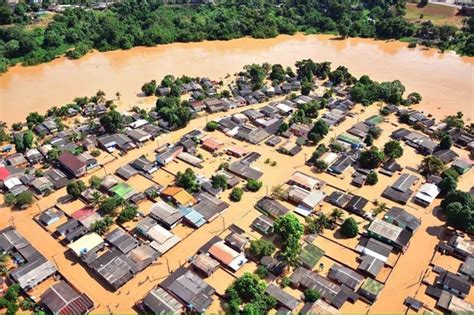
top-left (179, 207), bottom-right (206, 228)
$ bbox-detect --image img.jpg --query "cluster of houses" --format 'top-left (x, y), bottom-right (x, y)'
top-left (0, 227), bottom-right (95, 314)
top-left (0, 105), bottom-right (166, 204)
top-left (428, 234), bottom-right (474, 313)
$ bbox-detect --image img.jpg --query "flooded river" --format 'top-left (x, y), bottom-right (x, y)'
top-left (0, 34), bottom-right (472, 124)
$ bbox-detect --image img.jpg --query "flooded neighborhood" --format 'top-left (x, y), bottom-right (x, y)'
top-left (0, 0), bottom-right (473, 314)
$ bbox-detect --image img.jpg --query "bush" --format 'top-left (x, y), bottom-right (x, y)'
top-left (118, 206), bottom-right (138, 223)
top-left (67, 180), bottom-right (86, 198)
top-left (255, 265), bottom-right (270, 279)
top-left (280, 277), bottom-right (290, 288)
top-left (304, 288), bottom-right (321, 302)
top-left (246, 179), bottom-right (263, 192)
top-left (230, 187), bottom-right (243, 202)
top-left (90, 149), bottom-right (101, 157)
top-left (211, 174), bottom-right (228, 190)
top-left (341, 218), bottom-right (359, 238)
top-left (206, 121), bottom-right (219, 131)
top-left (366, 171), bottom-right (378, 185)
top-left (314, 160), bottom-right (328, 172)
top-left (249, 239), bottom-right (275, 259)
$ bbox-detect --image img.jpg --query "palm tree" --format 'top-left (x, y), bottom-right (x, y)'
top-left (90, 191), bottom-right (104, 209)
top-left (372, 202), bottom-right (387, 216)
top-left (330, 208), bottom-right (344, 223)
top-left (96, 90), bottom-right (106, 103)
top-left (271, 184), bottom-right (286, 200)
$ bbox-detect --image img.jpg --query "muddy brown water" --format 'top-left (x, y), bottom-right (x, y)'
top-left (0, 34), bottom-right (472, 124)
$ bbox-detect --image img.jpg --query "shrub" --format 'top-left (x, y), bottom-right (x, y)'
top-left (304, 288), bottom-right (321, 302)
top-left (255, 265), bottom-right (270, 279)
top-left (230, 187), bottom-right (243, 202)
top-left (341, 218), bottom-right (359, 238)
top-left (366, 171), bottom-right (378, 185)
top-left (206, 121), bottom-right (219, 131)
top-left (249, 239), bottom-right (275, 259)
top-left (246, 179), bottom-right (263, 192)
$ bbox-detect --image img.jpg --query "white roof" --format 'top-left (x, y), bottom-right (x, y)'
top-left (319, 152), bottom-right (339, 166)
top-left (301, 190), bottom-right (325, 209)
top-left (276, 103), bottom-right (294, 113)
top-left (415, 183), bottom-right (440, 203)
top-left (129, 119), bottom-right (148, 129)
top-left (68, 233), bottom-right (104, 256)
top-left (4, 177), bottom-right (22, 190)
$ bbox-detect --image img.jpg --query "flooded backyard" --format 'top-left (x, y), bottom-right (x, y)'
top-left (0, 34), bottom-right (473, 124)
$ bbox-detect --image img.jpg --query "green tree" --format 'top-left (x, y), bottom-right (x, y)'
top-left (420, 155), bottom-right (445, 175)
top-left (306, 213), bottom-right (331, 234)
top-left (364, 134), bottom-right (374, 146)
top-left (383, 140), bottom-right (404, 161)
top-left (366, 171), bottom-right (378, 185)
top-left (176, 168), bottom-right (200, 193)
top-left (304, 288), bottom-right (321, 302)
top-left (359, 147), bottom-right (385, 169)
top-left (245, 64), bottom-right (266, 90)
top-left (22, 131), bottom-right (34, 149)
top-left (228, 187), bottom-right (242, 202)
top-left (66, 180), bottom-right (86, 199)
top-left (310, 120), bottom-right (330, 138)
top-left (301, 81), bottom-right (313, 96)
top-left (341, 217), bottom-right (359, 238)
top-left (255, 265), bottom-right (270, 279)
top-left (249, 239), bottom-right (275, 259)
top-left (246, 179), bottom-right (263, 192)
top-left (91, 216), bottom-right (113, 235)
top-left (141, 80), bottom-right (157, 96)
top-left (274, 213), bottom-right (304, 252)
top-left (211, 175), bottom-right (227, 190)
top-left (100, 109), bottom-right (124, 134)
top-left (329, 208), bottom-right (344, 223)
top-left (439, 175), bottom-right (457, 195)
top-left (47, 148), bottom-right (61, 162)
top-left (99, 196), bottom-right (122, 215)
top-left (118, 206), bottom-right (138, 223)
top-left (270, 64), bottom-right (285, 82)
top-left (407, 92), bottom-right (422, 104)
top-left (89, 175), bottom-right (102, 189)
top-left (206, 121), bottom-right (219, 131)
top-left (15, 191), bottom-right (33, 208)
top-left (277, 122), bottom-right (289, 134)
top-left (439, 134), bottom-right (452, 150)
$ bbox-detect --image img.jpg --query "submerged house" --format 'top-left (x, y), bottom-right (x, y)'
top-left (382, 173), bottom-right (418, 205)
top-left (160, 267), bottom-right (215, 312)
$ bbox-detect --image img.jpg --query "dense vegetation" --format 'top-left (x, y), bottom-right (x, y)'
top-left (0, 0), bottom-right (473, 73)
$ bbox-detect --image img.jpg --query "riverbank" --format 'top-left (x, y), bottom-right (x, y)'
top-left (0, 34), bottom-right (473, 124)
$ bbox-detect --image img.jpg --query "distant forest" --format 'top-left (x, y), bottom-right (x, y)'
top-left (0, 0), bottom-right (473, 73)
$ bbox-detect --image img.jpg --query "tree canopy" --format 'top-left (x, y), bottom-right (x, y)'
top-left (0, 0), bottom-right (471, 74)
top-left (176, 168), bottom-right (200, 193)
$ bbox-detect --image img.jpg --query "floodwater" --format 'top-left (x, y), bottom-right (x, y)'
top-left (0, 34), bottom-right (473, 124)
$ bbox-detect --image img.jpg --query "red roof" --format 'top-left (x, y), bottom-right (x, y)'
top-left (58, 151), bottom-right (86, 172)
top-left (0, 167), bottom-right (10, 181)
top-left (71, 206), bottom-right (95, 220)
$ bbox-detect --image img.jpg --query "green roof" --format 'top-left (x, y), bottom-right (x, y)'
top-left (365, 115), bottom-right (384, 125)
top-left (361, 278), bottom-right (384, 295)
top-left (110, 182), bottom-right (134, 198)
top-left (337, 133), bottom-right (361, 145)
top-left (299, 243), bottom-right (325, 268)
